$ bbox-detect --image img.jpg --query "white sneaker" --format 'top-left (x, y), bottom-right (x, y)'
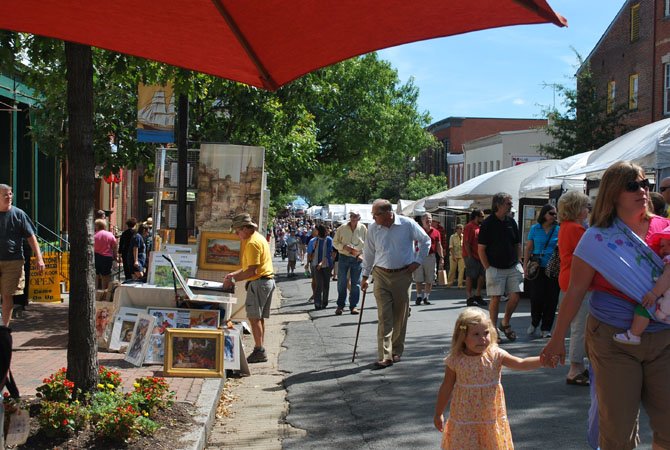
top-left (613, 330), bottom-right (641, 345)
top-left (541, 330), bottom-right (552, 338)
top-left (527, 324), bottom-right (536, 336)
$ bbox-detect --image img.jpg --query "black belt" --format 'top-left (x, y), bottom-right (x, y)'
top-left (375, 265), bottom-right (408, 273)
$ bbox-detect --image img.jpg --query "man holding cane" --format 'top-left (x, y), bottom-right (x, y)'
top-left (361, 199), bottom-right (430, 370)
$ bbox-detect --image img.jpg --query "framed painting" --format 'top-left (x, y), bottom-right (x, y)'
top-left (94, 301), bottom-right (117, 350)
top-left (109, 307), bottom-right (144, 352)
top-left (223, 327), bottom-right (241, 371)
top-left (164, 328), bottom-right (224, 378)
top-left (124, 313), bottom-right (156, 367)
top-left (198, 232), bottom-right (241, 271)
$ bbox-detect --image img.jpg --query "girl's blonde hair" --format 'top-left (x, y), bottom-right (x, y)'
top-left (448, 307), bottom-right (498, 357)
top-left (558, 190), bottom-right (590, 222)
top-left (590, 161), bottom-right (652, 228)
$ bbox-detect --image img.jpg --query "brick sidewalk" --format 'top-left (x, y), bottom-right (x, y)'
top-left (10, 301), bottom-right (209, 403)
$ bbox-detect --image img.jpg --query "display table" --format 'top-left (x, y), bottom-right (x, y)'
top-left (111, 283), bottom-right (250, 375)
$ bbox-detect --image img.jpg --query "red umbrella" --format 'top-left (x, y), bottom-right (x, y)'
top-left (0, 0), bottom-right (566, 90)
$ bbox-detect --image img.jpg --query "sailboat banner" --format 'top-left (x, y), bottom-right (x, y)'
top-left (137, 83), bottom-right (175, 143)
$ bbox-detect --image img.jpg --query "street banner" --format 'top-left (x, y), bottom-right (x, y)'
top-left (137, 83), bottom-right (175, 143)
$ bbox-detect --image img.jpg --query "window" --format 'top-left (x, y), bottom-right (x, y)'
top-left (630, 3), bottom-right (640, 42)
top-left (607, 81), bottom-right (616, 113)
top-left (467, 164), bottom-right (471, 180)
top-left (477, 162), bottom-right (482, 176)
top-left (483, 161), bottom-right (488, 173)
top-left (628, 74), bottom-right (638, 110)
top-left (665, 64), bottom-right (670, 115)
top-left (666, 0), bottom-right (670, 17)
top-left (490, 161), bottom-right (494, 172)
top-left (496, 161), bottom-right (501, 171)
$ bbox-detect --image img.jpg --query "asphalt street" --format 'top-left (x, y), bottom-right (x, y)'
top-left (274, 257), bottom-right (653, 449)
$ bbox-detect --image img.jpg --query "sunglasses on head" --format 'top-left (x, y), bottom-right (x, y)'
top-left (625, 179), bottom-right (651, 192)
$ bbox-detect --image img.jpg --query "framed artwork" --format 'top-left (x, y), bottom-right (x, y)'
top-left (198, 232), bottom-right (241, 271)
top-left (124, 313), bottom-right (156, 367)
top-left (189, 309), bottom-right (220, 328)
top-left (164, 328), bottom-right (224, 378)
top-left (148, 252), bottom-right (197, 287)
top-left (144, 307), bottom-right (191, 364)
top-left (223, 327), bottom-right (241, 371)
top-left (95, 301), bottom-right (117, 350)
top-left (109, 307), bottom-right (144, 351)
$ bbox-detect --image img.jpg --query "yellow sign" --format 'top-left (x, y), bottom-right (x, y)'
top-left (29, 252), bottom-right (62, 303)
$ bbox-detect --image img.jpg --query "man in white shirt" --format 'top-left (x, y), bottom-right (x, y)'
top-left (333, 210), bottom-right (367, 315)
top-left (361, 199), bottom-right (430, 370)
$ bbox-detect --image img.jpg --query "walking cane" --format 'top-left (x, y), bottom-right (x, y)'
top-left (351, 289), bottom-right (367, 363)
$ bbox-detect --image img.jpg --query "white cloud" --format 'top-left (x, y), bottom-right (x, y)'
top-left (512, 98), bottom-right (525, 105)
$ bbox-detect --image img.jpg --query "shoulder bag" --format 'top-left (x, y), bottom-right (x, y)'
top-left (526, 225), bottom-right (556, 281)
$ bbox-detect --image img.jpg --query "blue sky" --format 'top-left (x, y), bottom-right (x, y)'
top-left (377, 1), bottom-right (626, 122)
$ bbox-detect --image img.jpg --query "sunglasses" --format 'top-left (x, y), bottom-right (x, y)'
top-left (625, 179), bottom-right (651, 192)
top-left (660, 186), bottom-right (670, 193)
top-left (547, 211), bottom-right (557, 216)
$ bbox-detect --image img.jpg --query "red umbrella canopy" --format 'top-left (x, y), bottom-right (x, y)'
top-left (0, 0), bottom-right (566, 90)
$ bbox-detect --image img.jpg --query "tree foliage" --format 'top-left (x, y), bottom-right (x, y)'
top-left (539, 55), bottom-right (629, 159)
top-left (401, 172), bottom-right (448, 200)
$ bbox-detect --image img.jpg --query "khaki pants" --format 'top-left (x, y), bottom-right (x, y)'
top-left (586, 315), bottom-right (670, 450)
top-left (372, 267), bottom-right (412, 361)
top-left (448, 257), bottom-right (464, 287)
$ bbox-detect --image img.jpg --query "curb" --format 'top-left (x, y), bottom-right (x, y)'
top-left (179, 377), bottom-right (226, 450)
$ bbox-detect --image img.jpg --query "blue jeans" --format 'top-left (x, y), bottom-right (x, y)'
top-left (336, 255), bottom-right (362, 309)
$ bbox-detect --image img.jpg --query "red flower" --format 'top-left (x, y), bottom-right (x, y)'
top-left (62, 419), bottom-right (69, 426)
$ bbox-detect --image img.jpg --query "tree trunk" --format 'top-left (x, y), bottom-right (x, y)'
top-left (65, 42), bottom-right (98, 393)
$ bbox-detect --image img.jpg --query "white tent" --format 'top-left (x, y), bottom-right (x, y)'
top-left (441, 160), bottom-right (559, 205)
top-left (344, 203), bottom-right (374, 224)
top-left (324, 204), bottom-right (346, 222)
top-left (397, 199), bottom-right (414, 214)
top-left (519, 151), bottom-right (595, 198)
top-left (559, 118), bottom-right (670, 179)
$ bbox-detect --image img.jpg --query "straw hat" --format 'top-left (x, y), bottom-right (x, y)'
top-left (231, 213), bottom-right (258, 230)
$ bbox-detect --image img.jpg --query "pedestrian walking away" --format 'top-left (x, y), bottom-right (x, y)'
top-left (463, 209), bottom-right (486, 307)
top-left (414, 212), bottom-right (444, 306)
top-left (333, 210), bottom-right (367, 315)
top-left (224, 213), bottom-right (275, 365)
top-left (361, 199), bottom-right (430, 370)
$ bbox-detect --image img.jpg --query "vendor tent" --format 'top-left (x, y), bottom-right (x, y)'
top-left (559, 118), bottom-right (670, 179)
top-left (519, 151), bottom-right (594, 198)
top-left (344, 204), bottom-right (374, 224)
top-left (441, 159), bottom-right (556, 205)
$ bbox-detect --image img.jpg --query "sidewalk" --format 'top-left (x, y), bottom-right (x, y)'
top-left (10, 300), bottom-right (224, 450)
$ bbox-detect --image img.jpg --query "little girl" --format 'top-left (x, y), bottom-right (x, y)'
top-left (433, 307), bottom-right (542, 449)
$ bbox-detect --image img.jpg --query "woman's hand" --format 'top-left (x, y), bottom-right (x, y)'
top-left (540, 336), bottom-right (566, 368)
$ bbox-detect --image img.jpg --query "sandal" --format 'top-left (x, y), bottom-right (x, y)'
top-left (498, 323), bottom-right (517, 342)
top-left (566, 371), bottom-right (590, 386)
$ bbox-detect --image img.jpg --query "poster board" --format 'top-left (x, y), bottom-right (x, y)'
top-left (223, 327), bottom-right (241, 371)
top-left (196, 144), bottom-right (265, 230)
top-left (109, 307), bottom-right (144, 351)
top-left (124, 313), bottom-right (156, 367)
top-left (29, 252), bottom-right (61, 303)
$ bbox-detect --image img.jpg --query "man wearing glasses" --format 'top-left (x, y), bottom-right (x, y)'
top-left (477, 192), bottom-right (523, 343)
top-left (361, 199), bottom-right (430, 370)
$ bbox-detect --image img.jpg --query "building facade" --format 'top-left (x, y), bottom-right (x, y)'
top-left (422, 117), bottom-right (547, 187)
top-left (585, 0), bottom-right (670, 130)
top-left (462, 129), bottom-right (553, 181)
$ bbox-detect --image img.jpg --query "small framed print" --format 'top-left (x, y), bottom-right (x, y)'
top-left (164, 328), bottom-right (224, 378)
top-left (223, 327), bottom-right (241, 371)
top-left (109, 307), bottom-right (144, 351)
top-left (197, 232), bottom-right (241, 271)
top-left (94, 301), bottom-right (116, 350)
top-left (124, 313), bottom-right (156, 367)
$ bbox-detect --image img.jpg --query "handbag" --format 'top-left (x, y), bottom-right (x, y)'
top-left (545, 246), bottom-right (560, 279)
top-left (526, 255), bottom-right (542, 280)
top-left (526, 225), bottom-right (556, 281)
top-left (437, 269), bottom-right (448, 286)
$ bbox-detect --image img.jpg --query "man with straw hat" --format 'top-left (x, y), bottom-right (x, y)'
top-left (224, 213), bottom-right (275, 363)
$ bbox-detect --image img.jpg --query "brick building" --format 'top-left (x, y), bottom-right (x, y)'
top-left (585, 0), bottom-right (670, 129)
top-left (422, 117), bottom-right (547, 187)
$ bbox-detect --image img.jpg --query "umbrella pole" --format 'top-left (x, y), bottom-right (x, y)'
top-left (352, 289), bottom-right (367, 363)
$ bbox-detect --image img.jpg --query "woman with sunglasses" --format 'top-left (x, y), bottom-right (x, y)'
top-left (523, 204), bottom-right (560, 338)
top-left (541, 161), bottom-right (670, 450)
